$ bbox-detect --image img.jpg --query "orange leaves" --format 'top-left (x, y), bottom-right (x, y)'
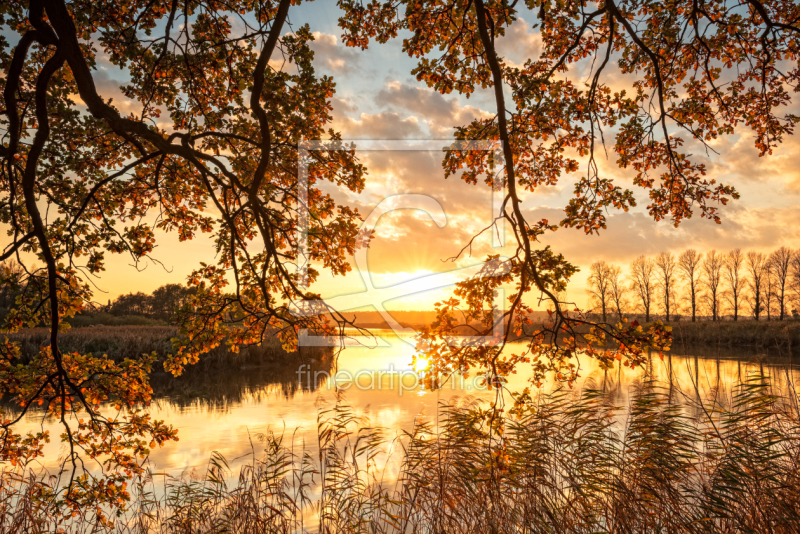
top-left (3, 0), bottom-right (800, 517)
top-left (346, 0), bottom-right (717, 395)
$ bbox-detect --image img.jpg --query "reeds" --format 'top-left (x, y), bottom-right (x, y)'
top-left (1, 375), bottom-right (798, 533)
top-left (3, 326), bottom-right (330, 369)
top-left (669, 320), bottom-right (800, 351)
top-left (2, 326), bottom-right (335, 414)
top-left (511, 320), bottom-right (800, 352)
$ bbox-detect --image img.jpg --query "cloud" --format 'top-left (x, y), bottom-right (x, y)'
top-left (332, 111), bottom-right (425, 139)
top-left (331, 96), bottom-right (357, 114)
top-left (363, 210), bottom-right (480, 274)
top-left (310, 32), bottom-right (361, 74)
top-left (375, 82), bottom-right (491, 137)
top-left (531, 203), bottom-right (798, 271)
top-left (495, 17), bottom-right (542, 68)
top-left (78, 20), bottom-right (800, 313)
top-left (351, 149), bottom-right (497, 218)
top-left (711, 130), bottom-right (800, 193)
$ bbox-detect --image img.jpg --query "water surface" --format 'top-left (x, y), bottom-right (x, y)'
top-left (15, 330), bottom-right (800, 477)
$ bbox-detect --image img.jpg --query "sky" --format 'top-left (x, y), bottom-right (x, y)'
top-left (40, 3), bottom-right (800, 312)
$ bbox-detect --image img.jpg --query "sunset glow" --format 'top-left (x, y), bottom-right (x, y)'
top-left (3, 0), bottom-right (800, 528)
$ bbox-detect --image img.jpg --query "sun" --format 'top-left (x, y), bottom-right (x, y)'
top-left (413, 355), bottom-right (430, 372)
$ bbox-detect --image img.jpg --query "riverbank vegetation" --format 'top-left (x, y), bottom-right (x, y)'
top-left (2, 326), bottom-right (335, 416)
top-left (3, 0), bottom-right (800, 527)
top-left (1, 375), bottom-right (798, 533)
top-left (670, 321), bottom-right (800, 352)
top-left (524, 320), bottom-right (800, 352)
top-left (3, 326), bottom-right (334, 380)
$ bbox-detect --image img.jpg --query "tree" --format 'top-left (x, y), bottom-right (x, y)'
top-left (678, 249), bottom-right (703, 322)
top-left (764, 259), bottom-right (777, 321)
top-left (654, 252), bottom-right (677, 322)
top-left (629, 256), bottom-right (655, 322)
top-left (149, 284), bottom-right (196, 322)
top-left (4, 0), bottom-right (800, 512)
top-left (770, 247), bottom-right (793, 320)
top-left (100, 285), bottom-right (197, 321)
top-left (586, 261), bottom-right (614, 322)
top-left (701, 250), bottom-right (724, 321)
top-left (723, 248), bottom-right (745, 321)
top-left (1, 0), bottom-right (367, 515)
top-left (608, 265), bottom-right (628, 321)
top-left (791, 250), bottom-right (800, 316)
top-left (745, 251), bottom-right (768, 320)
top-left (110, 292), bottom-right (152, 316)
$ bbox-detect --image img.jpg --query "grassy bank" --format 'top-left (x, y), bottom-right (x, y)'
top-left (2, 326), bottom-right (332, 370)
top-left (1, 376), bottom-right (798, 533)
top-left (669, 320), bottom-right (800, 352)
top-left (506, 319), bottom-right (800, 353)
top-left (8, 320), bottom-right (800, 372)
top-left (2, 326), bottom-right (335, 413)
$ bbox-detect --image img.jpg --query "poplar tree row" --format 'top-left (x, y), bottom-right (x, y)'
top-left (586, 247), bottom-right (800, 322)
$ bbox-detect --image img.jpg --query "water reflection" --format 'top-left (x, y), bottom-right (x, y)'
top-left (14, 330), bottom-right (800, 478)
top-left (148, 346), bottom-right (335, 413)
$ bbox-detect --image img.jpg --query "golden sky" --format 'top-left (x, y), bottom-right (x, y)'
top-left (20, 3), bottom-right (800, 313)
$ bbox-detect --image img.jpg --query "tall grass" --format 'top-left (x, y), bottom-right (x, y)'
top-left (670, 320), bottom-right (800, 351)
top-left (1, 375), bottom-right (798, 533)
top-left (3, 326), bottom-right (331, 369)
top-left (2, 326), bottom-right (335, 415)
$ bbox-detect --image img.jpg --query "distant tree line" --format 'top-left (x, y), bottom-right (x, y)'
top-left (102, 284), bottom-right (197, 322)
top-left (7, 249), bottom-right (800, 328)
top-left (586, 247), bottom-right (800, 323)
top-left (0, 259), bottom-right (195, 325)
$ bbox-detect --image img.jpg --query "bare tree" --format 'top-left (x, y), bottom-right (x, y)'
top-left (587, 261), bottom-right (613, 322)
top-left (629, 256), bottom-right (655, 322)
top-left (723, 248), bottom-right (745, 321)
top-left (771, 246), bottom-right (793, 320)
top-left (609, 265), bottom-right (628, 321)
top-left (765, 258), bottom-right (776, 320)
top-left (791, 250), bottom-right (800, 318)
top-left (678, 249), bottom-right (702, 322)
top-left (701, 250), bottom-right (724, 321)
top-left (654, 252), bottom-right (677, 321)
top-left (745, 251), bottom-right (767, 320)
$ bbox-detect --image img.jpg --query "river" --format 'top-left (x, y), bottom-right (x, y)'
top-left (13, 330), bottom-right (800, 480)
